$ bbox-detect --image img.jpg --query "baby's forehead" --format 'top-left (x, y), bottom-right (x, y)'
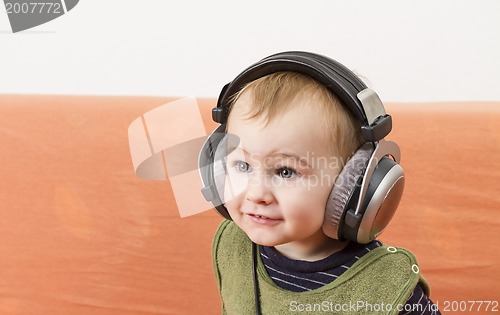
top-left (225, 126), bottom-right (338, 165)
top-left (228, 105), bottom-right (333, 150)
top-left (229, 89), bottom-right (328, 125)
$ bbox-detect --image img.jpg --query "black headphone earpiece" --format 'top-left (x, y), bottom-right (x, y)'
top-left (199, 51), bottom-right (404, 244)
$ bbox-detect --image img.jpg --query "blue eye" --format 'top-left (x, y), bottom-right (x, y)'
top-left (233, 161), bottom-right (252, 173)
top-left (278, 167), bottom-right (298, 179)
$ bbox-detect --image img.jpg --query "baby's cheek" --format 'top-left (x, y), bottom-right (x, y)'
top-left (290, 185), bottom-right (330, 219)
top-left (284, 191), bottom-right (324, 220)
top-left (224, 198), bottom-right (239, 216)
top-left (223, 174), bottom-right (248, 202)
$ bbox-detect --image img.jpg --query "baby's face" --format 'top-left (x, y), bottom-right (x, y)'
top-left (224, 92), bottom-right (342, 249)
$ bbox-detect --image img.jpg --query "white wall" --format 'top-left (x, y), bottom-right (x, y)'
top-left (1, 0), bottom-right (499, 102)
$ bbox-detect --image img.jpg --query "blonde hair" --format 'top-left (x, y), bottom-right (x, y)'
top-left (226, 72), bottom-right (364, 164)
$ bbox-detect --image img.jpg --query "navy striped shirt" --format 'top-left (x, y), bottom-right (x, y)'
top-left (260, 241), bottom-right (441, 315)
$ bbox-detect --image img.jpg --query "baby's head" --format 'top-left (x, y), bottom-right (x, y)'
top-left (223, 71), bottom-right (364, 253)
top-left (199, 52), bottom-right (404, 255)
top-left (227, 71), bottom-right (364, 163)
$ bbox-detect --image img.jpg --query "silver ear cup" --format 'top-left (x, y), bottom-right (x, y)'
top-left (209, 133), bottom-right (241, 220)
top-left (322, 144), bottom-right (374, 240)
top-left (213, 136), bottom-right (228, 204)
top-left (199, 125), bottom-right (237, 220)
top-left (356, 159), bottom-right (404, 244)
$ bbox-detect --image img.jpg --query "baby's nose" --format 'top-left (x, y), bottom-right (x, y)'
top-left (245, 175), bottom-right (274, 205)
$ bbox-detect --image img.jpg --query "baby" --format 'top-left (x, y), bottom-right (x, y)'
top-left (199, 52), bottom-right (440, 314)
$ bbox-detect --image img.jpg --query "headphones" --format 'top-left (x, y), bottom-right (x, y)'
top-left (198, 51), bottom-right (404, 244)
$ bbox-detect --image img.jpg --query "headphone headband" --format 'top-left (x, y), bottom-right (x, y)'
top-left (213, 51), bottom-right (392, 142)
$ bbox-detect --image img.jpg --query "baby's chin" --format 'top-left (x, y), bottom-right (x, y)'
top-left (246, 233), bottom-right (285, 247)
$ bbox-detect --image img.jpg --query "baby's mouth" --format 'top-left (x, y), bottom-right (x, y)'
top-left (251, 214), bottom-right (267, 219)
top-left (246, 213), bottom-right (281, 225)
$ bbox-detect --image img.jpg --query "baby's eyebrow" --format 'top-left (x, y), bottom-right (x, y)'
top-left (226, 146), bottom-right (312, 168)
top-left (270, 152), bottom-right (311, 168)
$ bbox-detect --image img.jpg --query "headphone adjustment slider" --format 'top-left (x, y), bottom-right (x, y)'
top-left (201, 185), bottom-right (217, 202)
top-left (212, 107), bottom-right (224, 123)
top-left (345, 210), bottom-right (362, 228)
top-left (361, 115), bottom-right (392, 142)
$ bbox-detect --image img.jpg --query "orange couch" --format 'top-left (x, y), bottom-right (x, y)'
top-left (1, 94), bottom-right (499, 314)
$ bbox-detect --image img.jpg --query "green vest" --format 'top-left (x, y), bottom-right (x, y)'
top-left (213, 220), bottom-right (430, 315)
